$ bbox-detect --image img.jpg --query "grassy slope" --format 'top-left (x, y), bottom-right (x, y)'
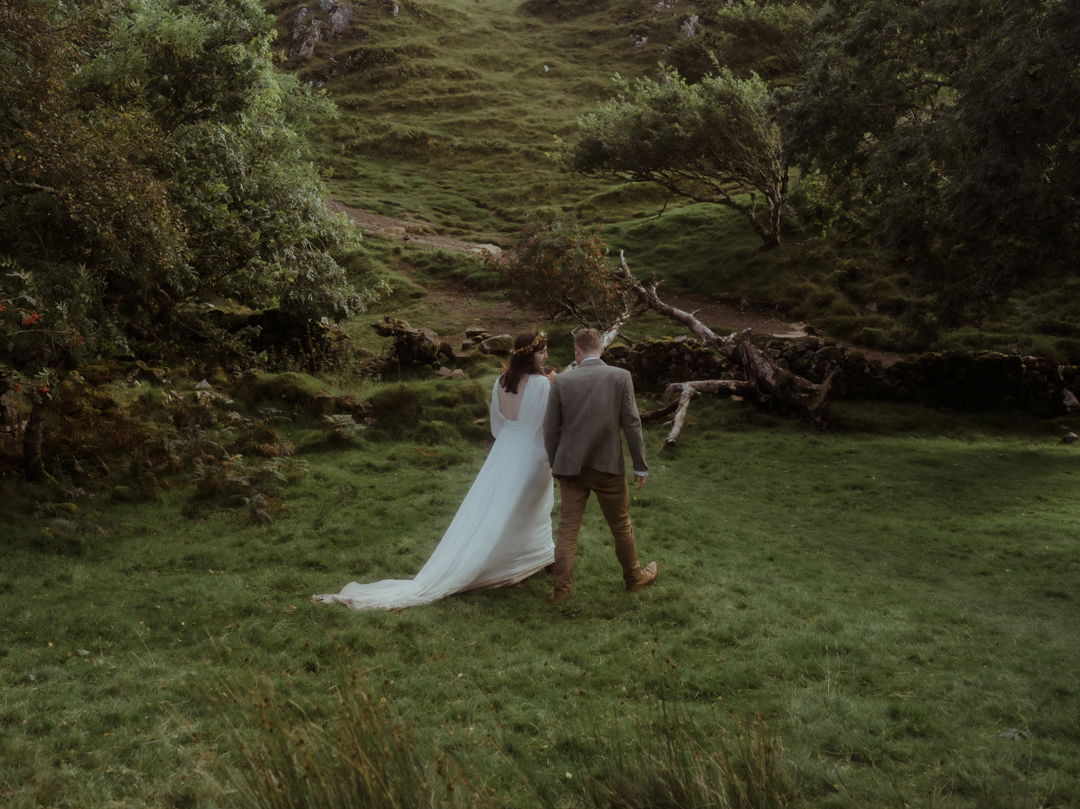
top-left (277, 0), bottom-right (1080, 361)
top-left (2, 393), bottom-right (1079, 808)
top-left (271, 0), bottom-right (676, 236)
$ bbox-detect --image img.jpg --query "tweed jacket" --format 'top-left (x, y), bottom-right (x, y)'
top-left (544, 358), bottom-right (648, 478)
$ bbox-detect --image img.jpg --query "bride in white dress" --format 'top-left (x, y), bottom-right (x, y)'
top-left (312, 332), bottom-right (556, 610)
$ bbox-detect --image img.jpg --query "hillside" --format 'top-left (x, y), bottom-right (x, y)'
top-left (266, 0), bottom-right (685, 236)
top-left (266, 0), bottom-right (1080, 363)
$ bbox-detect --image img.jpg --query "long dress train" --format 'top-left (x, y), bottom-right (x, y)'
top-left (311, 374), bottom-right (555, 610)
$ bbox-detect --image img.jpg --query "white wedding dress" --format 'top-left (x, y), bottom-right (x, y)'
top-left (312, 374), bottom-right (555, 610)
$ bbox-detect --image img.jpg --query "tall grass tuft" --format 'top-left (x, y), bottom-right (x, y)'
top-left (588, 714), bottom-right (791, 809)
top-left (552, 661), bottom-right (793, 809)
top-left (216, 663), bottom-right (492, 809)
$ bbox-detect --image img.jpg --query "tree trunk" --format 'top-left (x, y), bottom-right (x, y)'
top-left (614, 251), bottom-right (835, 428)
top-left (22, 395), bottom-right (50, 481)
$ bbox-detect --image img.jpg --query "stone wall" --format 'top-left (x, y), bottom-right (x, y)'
top-left (611, 337), bottom-right (1080, 418)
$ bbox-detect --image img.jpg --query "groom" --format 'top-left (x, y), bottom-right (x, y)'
top-left (543, 329), bottom-right (658, 604)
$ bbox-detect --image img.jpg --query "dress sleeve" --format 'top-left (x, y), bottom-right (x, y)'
top-left (531, 376), bottom-right (550, 461)
top-left (490, 376), bottom-right (506, 439)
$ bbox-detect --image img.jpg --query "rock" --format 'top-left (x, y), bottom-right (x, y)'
top-left (478, 335), bottom-right (514, 355)
top-left (373, 317), bottom-right (447, 365)
top-left (289, 1), bottom-right (355, 60)
top-left (468, 244), bottom-right (502, 257)
top-left (1062, 432), bottom-right (1078, 445)
top-left (449, 369), bottom-right (466, 380)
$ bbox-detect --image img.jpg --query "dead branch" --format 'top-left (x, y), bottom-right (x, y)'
top-left (658, 380), bottom-right (755, 448)
top-left (614, 250), bottom-right (836, 432)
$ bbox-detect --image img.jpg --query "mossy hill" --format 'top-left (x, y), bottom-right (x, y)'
top-left (265, 0), bottom-right (1080, 363)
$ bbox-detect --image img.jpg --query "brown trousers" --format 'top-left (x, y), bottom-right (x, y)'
top-left (551, 467), bottom-right (641, 598)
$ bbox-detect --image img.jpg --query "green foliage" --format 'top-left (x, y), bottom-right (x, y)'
top-left (561, 66), bottom-right (788, 248)
top-left (665, 0), bottom-right (816, 83)
top-left (77, 0), bottom-right (365, 323)
top-left (783, 0), bottom-right (1080, 321)
top-left (490, 217), bottom-right (632, 331)
top-left (0, 0), bottom-right (373, 476)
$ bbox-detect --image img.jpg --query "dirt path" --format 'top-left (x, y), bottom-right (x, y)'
top-left (332, 200), bottom-right (902, 366)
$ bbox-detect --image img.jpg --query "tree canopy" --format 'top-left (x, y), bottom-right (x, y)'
top-left (490, 217), bottom-right (632, 335)
top-left (1, 0), bottom-right (367, 476)
top-left (782, 0), bottom-right (1080, 320)
top-left (1, 0), bottom-right (364, 354)
top-left (559, 66), bottom-right (788, 249)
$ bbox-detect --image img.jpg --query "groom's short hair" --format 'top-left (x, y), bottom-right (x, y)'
top-left (574, 329), bottom-right (602, 354)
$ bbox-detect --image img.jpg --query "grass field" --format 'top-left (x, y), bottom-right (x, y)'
top-left (3, 1), bottom-right (1080, 806)
top-left (2, 366), bottom-right (1078, 807)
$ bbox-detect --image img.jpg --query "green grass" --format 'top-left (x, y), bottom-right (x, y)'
top-left (5, 1), bottom-right (1080, 805)
top-left (2, 387), bottom-right (1078, 807)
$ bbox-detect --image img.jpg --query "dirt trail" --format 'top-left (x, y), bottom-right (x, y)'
top-left (332, 200), bottom-right (902, 366)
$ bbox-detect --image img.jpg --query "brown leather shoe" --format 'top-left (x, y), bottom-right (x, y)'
top-left (627, 561), bottom-right (658, 592)
top-left (548, 591), bottom-right (570, 605)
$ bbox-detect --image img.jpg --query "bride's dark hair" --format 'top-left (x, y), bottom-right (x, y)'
top-left (499, 331), bottom-right (547, 394)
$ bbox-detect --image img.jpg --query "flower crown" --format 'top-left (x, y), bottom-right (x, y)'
top-left (511, 331), bottom-right (547, 357)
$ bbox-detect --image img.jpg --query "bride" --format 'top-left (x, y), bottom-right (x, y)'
top-left (312, 331), bottom-right (556, 610)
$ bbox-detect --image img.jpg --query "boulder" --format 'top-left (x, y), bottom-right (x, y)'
top-left (478, 335), bottom-right (514, 355)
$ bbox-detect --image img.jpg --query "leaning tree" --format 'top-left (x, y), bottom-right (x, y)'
top-left (491, 219), bottom-right (835, 445)
top-left (559, 66), bottom-right (788, 249)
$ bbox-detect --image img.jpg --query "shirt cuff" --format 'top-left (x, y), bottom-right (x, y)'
top-left (633, 470), bottom-right (648, 477)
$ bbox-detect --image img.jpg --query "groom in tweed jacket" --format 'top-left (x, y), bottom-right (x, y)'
top-left (543, 329), bottom-right (658, 604)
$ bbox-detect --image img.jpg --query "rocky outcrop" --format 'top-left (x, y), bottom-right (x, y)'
top-left (289, 1), bottom-right (355, 60)
top-left (288, 0), bottom-right (401, 62)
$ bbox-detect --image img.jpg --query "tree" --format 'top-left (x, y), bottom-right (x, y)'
top-left (559, 66), bottom-right (789, 249)
top-left (1, 0), bottom-right (367, 478)
top-left (490, 217), bottom-right (637, 345)
top-left (782, 0), bottom-right (1080, 321)
top-left (1, 0), bottom-right (181, 478)
top-left (78, 0), bottom-right (364, 325)
top-left (492, 220), bottom-right (835, 431)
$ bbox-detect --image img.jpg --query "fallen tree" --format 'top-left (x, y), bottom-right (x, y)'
top-left (612, 252), bottom-right (837, 444)
top-left (489, 220), bottom-right (837, 445)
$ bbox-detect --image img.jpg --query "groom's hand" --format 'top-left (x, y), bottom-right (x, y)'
top-left (633, 474), bottom-right (647, 490)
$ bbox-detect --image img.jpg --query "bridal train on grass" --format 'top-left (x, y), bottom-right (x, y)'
top-left (312, 338), bottom-right (555, 611)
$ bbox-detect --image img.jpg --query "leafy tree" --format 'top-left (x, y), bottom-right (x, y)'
top-left (782, 0), bottom-right (1080, 320)
top-left (1, 0), bottom-right (367, 478)
top-left (78, 0), bottom-right (363, 325)
top-left (490, 218), bottom-right (633, 334)
top-left (1, 0), bottom-right (179, 477)
top-left (560, 66), bottom-right (788, 249)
